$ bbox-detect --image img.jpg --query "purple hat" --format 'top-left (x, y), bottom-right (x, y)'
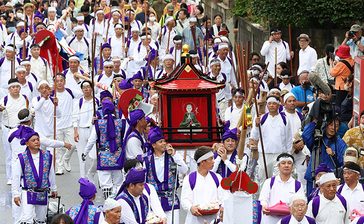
top-left (132, 71), bottom-right (143, 81)
top-left (315, 163), bottom-right (332, 175)
top-left (119, 78), bottom-right (133, 90)
top-left (148, 127), bottom-right (164, 144)
top-left (124, 168), bottom-right (146, 185)
top-left (34, 11), bottom-right (44, 20)
top-left (8, 126), bottom-right (34, 143)
top-left (101, 43), bottom-right (111, 50)
top-left (74, 178), bottom-right (97, 224)
top-left (129, 109), bottom-right (145, 127)
top-left (100, 90), bottom-right (113, 101)
top-left (148, 48), bottom-right (158, 61)
top-left (222, 128), bottom-right (238, 141)
top-left (20, 130), bottom-right (39, 145)
top-left (79, 178), bottom-right (97, 199)
top-left (102, 99), bottom-right (117, 153)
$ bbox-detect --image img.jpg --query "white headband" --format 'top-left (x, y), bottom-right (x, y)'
top-left (196, 151), bottom-right (214, 163)
top-left (16, 66), bottom-right (26, 73)
top-left (218, 43), bottom-right (229, 50)
top-left (20, 60), bottom-right (31, 66)
top-left (163, 54), bottom-right (174, 61)
top-left (19, 113), bottom-right (32, 123)
top-left (103, 198), bottom-right (120, 212)
top-left (73, 25), bottom-right (85, 32)
top-left (16, 21), bottom-right (25, 27)
top-left (190, 53), bottom-right (198, 58)
top-left (104, 60), bottom-right (114, 66)
top-left (174, 39), bottom-right (182, 44)
top-left (8, 82), bottom-right (21, 88)
top-left (283, 92), bottom-right (295, 103)
top-left (76, 15), bottom-right (84, 21)
top-left (114, 24), bottom-right (123, 29)
top-left (37, 80), bottom-right (50, 89)
top-left (343, 167), bottom-right (360, 174)
top-left (96, 9), bottom-right (104, 15)
top-left (318, 172), bottom-right (336, 185)
top-left (69, 55), bottom-right (80, 62)
top-left (278, 156), bottom-right (293, 164)
top-left (210, 60), bottom-right (221, 67)
top-left (141, 35), bottom-right (152, 40)
top-left (5, 45), bottom-right (15, 51)
top-left (267, 97), bottom-right (280, 104)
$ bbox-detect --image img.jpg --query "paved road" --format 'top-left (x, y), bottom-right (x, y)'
top-left (0, 132), bottom-right (190, 223)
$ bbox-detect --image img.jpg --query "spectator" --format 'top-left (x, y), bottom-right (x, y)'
top-left (290, 71), bottom-right (315, 112)
top-left (297, 34), bottom-right (317, 75)
top-left (313, 44), bottom-right (335, 86)
top-left (342, 24), bottom-right (364, 58)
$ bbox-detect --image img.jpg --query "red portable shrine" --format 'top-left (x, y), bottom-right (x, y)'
top-left (154, 55), bottom-right (225, 147)
top-left (353, 56), bottom-right (364, 126)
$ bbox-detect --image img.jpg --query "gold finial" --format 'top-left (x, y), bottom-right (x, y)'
top-left (182, 44), bottom-right (190, 57)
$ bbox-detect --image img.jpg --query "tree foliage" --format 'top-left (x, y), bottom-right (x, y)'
top-left (233, 0), bottom-right (364, 28)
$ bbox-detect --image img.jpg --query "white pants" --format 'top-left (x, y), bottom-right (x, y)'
top-left (165, 210), bottom-right (179, 224)
top-left (19, 190), bottom-right (47, 223)
top-left (258, 152), bottom-right (281, 181)
top-left (2, 125), bottom-right (13, 180)
top-left (98, 170), bottom-right (123, 192)
top-left (56, 127), bottom-right (76, 171)
top-left (76, 127), bottom-right (95, 178)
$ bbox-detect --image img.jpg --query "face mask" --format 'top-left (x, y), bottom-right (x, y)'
top-left (16, 12), bottom-right (24, 19)
top-left (344, 156), bottom-right (358, 164)
top-left (149, 17), bottom-right (156, 22)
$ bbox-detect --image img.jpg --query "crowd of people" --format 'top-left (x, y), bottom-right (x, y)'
top-left (0, 0), bottom-right (364, 223)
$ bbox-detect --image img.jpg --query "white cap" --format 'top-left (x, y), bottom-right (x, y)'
top-left (48, 7), bottom-right (56, 12)
top-left (16, 21), bottom-right (25, 27)
top-left (16, 66), bottom-right (26, 73)
top-left (288, 193), bottom-right (307, 206)
top-left (20, 60), bottom-right (31, 66)
top-left (69, 55), bottom-right (80, 62)
top-left (165, 16), bottom-right (174, 24)
top-left (220, 36), bottom-right (229, 43)
top-left (163, 54), bottom-right (174, 61)
top-left (37, 80), bottom-right (50, 89)
top-left (76, 15), bottom-right (85, 21)
top-left (210, 59), bottom-right (221, 67)
top-left (104, 60), bottom-right (114, 66)
top-left (103, 198), bottom-right (120, 212)
top-left (5, 45), bottom-right (16, 51)
top-left (218, 43), bottom-right (229, 50)
top-left (73, 25), bottom-right (85, 32)
top-left (318, 172), bottom-right (337, 185)
top-left (131, 26), bottom-right (140, 33)
top-left (214, 37), bottom-right (222, 44)
top-left (189, 17), bottom-right (197, 23)
top-left (283, 92), bottom-right (295, 103)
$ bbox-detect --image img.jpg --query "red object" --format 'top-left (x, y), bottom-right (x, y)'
top-left (34, 29), bottom-right (63, 74)
top-left (218, 30), bottom-right (229, 37)
top-left (221, 171), bottom-right (258, 194)
top-left (267, 201), bottom-right (290, 216)
top-left (353, 56), bottom-right (364, 126)
top-left (335, 45), bottom-right (351, 59)
top-left (198, 208), bottom-right (220, 216)
top-left (117, 89), bottom-right (143, 118)
top-left (154, 58), bottom-right (224, 147)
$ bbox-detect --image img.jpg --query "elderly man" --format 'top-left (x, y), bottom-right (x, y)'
top-left (259, 153), bottom-right (304, 224)
top-left (342, 24), bottom-right (364, 58)
top-left (66, 178), bottom-right (101, 223)
top-left (337, 162), bottom-right (364, 219)
top-left (277, 193), bottom-right (316, 224)
top-left (306, 172), bottom-right (348, 224)
top-left (297, 34), bottom-right (318, 75)
top-left (102, 198), bottom-right (122, 224)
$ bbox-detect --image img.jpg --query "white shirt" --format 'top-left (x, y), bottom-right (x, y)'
top-left (209, 72), bottom-right (232, 102)
top-left (63, 69), bottom-right (84, 99)
top-left (224, 103), bottom-right (244, 128)
top-left (12, 150), bottom-right (57, 198)
top-left (212, 153), bottom-right (237, 174)
top-left (0, 94), bottom-right (27, 127)
top-left (72, 97), bottom-right (95, 128)
top-left (56, 89), bottom-right (75, 130)
top-left (215, 55), bottom-right (237, 88)
top-left (67, 36), bottom-right (91, 61)
top-left (297, 45), bottom-right (318, 75)
top-left (20, 81), bottom-right (34, 106)
top-left (29, 56), bottom-right (53, 86)
top-left (144, 22), bottom-right (161, 41)
top-left (32, 96), bottom-right (61, 137)
top-left (338, 182), bottom-right (364, 216)
top-left (0, 58), bottom-right (20, 92)
top-left (251, 113), bottom-right (292, 154)
top-left (181, 171), bottom-right (224, 224)
top-left (306, 194), bottom-right (348, 224)
top-left (259, 176), bottom-right (304, 224)
top-left (279, 82), bottom-right (295, 92)
top-left (283, 110), bottom-right (302, 139)
top-left (159, 27), bottom-right (176, 54)
top-left (109, 35), bottom-right (126, 58)
top-left (145, 183), bottom-right (167, 219)
top-left (118, 190), bottom-right (150, 224)
top-left (276, 215), bottom-right (312, 224)
top-left (153, 152), bottom-right (188, 182)
top-left (125, 134), bottom-right (146, 160)
top-left (260, 40), bottom-right (291, 76)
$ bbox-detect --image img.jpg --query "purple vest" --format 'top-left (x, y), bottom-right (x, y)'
top-left (116, 190), bottom-right (149, 223)
top-left (95, 118), bottom-right (126, 170)
top-left (280, 215), bottom-right (316, 224)
top-left (66, 204), bottom-right (100, 224)
top-left (145, 153), bottom-right (180, 211)
top-left (18, 149), bottom-right (52, 205)
top-left (357, 216), bottom-right (364, 224)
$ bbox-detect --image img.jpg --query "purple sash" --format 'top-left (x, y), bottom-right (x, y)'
top-left (117, 190), bottom-right (148, 223)
top-left (358, 216), bottom-right (364, 224)
top-left (215, 150), bottom-right (237, 178)
top-left (280, 215), bottom-right (316, 224)
top-left (18, 149), bottom-right (52, 205)
top-left (269, 176), bottom-right (301, 193)
top-left (312, 195), bottom-right (347, 218)
top-left (189, 171), bottom-right (219, 190)
top-left (145, 153), bottom-right (180, 211)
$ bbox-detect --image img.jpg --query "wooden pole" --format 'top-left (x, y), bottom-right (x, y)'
top-left (91, 33), bottom-right (97, 117)
top-left (274, 47), bottom-right (277, 87)
top-left (288, 24), bottom-right (293, 74)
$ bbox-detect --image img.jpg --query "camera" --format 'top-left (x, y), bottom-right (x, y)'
top-left (348, 31), bottom-right (356, 38)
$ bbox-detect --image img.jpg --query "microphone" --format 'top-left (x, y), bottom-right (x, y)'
top-left (308, 71), bottom-right (332, 96)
